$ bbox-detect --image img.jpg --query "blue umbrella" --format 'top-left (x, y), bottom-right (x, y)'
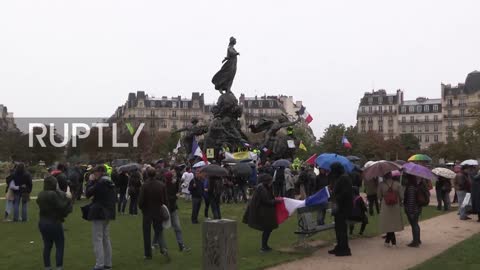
top-left (315, 153), bottom-right (354, 173)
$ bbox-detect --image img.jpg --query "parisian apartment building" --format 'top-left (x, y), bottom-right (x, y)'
top-left (111, 91), bottom-right (315, 141)
top-left (356, 70), bottom-right (480, 149)
top-left (0, 105), bottom-right (17, 132)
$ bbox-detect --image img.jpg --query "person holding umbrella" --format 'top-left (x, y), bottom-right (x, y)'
top-left (454, 165), bottom-right (473, 220)
top-left (403, 173), bottom-right (426, 247)
top-left (432, 168), bottom-right (455, 211)
top-left (378, 172), bottom-right (404, 247)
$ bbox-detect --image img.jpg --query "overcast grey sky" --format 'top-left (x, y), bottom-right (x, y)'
top-left (1, 0), bottom-right (479, 137)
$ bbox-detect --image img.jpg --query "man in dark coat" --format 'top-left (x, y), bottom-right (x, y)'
top-left (12, 163), bottom-right (32, 222)
top-left (54, 164), bottom-right (69, 193)
top-left (472, 174), bottom-right (480, 222)
top-left (85, 165), bottom-right (116, 270)
top-left (164, 171), bottom-right (190, 252)
top-left (138, 167), bottom-right (169, 260)
top-left (189, 169), bottom-right (205, 224)
top-left (243, 174), bottom-right (280, 252)
top-left (116, 171), bottom-right (129, 214)
top-left (328, 162), bottom-right (353, 256)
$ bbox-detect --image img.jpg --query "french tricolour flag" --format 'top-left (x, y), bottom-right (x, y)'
top-left (275, 187), bottom-right (330, 224)
top-left (342, 135), bottom-right (352, 149)
top-left (298, 106), bottom-right (313, 124)
top-left (192, 137), bottom-right (208, 163)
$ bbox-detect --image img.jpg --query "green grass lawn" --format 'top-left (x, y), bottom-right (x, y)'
top-left (0, 181), bottom-right (446, 270)
top-left (410, 233), bottom-right (480, 270)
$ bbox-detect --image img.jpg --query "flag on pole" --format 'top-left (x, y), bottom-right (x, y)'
top-left (342, 135), bottom-right (352, 149)
top-left (275, 198), bottom-right (305, 224)
top-left (305, 187), bottom-right (330, 206)
top-left (192, 137), bottom-right (208, 163)
top-left (125, 122), bottom-right (135, 135)
top-left (305, 154), bottom-right (317, 165)
top-left (297, 106), bottom-right (313, 124)
top-left (262, 146), bottom-right (272, 155)
top-left (173, 139), bottom-right (181, 154)
top-left (299, 141), bottom-right (307, 151)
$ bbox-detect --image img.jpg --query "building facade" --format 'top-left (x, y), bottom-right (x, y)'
top-left (0, 105), bottom-right (17, 132)
top-left (357, 89), bottom-right (403, 140)
top-left (111, 91), bottom-right (212, 132)
top-left (112, 92), bottom-right (315, 141)
top-left (398, 98), bottom-right (443, 149)
top-left (441, 71), bottom-right (480, 140)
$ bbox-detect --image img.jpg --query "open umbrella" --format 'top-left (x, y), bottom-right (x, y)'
top-left (347, 155), bottom-right (361, 162)
top-left (272, 159), bottom-right (292, 168)
top-left (231, 163), bottom-right (252, 178)
top-left (407, 154), bottom-right (432, 162)
top-left (394, 160), bottom-right (406, 165)
top-left (460, 159), bottom-right (479, 166)
top-left (193, 161), bottom-right (210, 168)
top-left (362, 161), bottom-right (402, 180)
top-left (402, 162), bottom-right (437, 181)
top-left (315, 153), bottom-right (354, 173)
top-left (200, 164), bottom-right (229, 177)
top-left (432, 167), bottom-right (456, 179)
top-left (117, 163), bottom-right (142, 173)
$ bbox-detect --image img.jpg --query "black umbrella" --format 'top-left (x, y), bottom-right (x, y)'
top-left (200, 164), bottom-right (229, 177)
top-left (231, 163), bottom-right (252, 178)
top-left (272, 159), bottom-right (291, 168)
top-left (117, 163), bottom-right (142, 173)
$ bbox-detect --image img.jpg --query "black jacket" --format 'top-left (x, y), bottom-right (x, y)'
top-left (37, 176), bottom-right (72, 223)
top-left (243, 183), bottom-right (278, 231)
top-left (116, 172), bottom-right (129, 194)
top-left (86, 176), bottom-right (116, 221)
top-left (138, 177), bottom-right (168, 222)
top-left (166, 180), bottom-right (179, 212)
top-left (330, 163), bottom-right (353, 217)
top-left (188, 177), bottom-right (204, 198)
top-left (13, 171), bottom-right (32, 195)
top-left (54, 172), bottom-right (69, 192)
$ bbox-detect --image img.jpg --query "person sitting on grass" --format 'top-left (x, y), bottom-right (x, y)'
top-left (37, 175), bottom-right (73, 270)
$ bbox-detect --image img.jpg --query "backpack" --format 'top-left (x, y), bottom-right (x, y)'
top-left (384, 181), bottom-right (398, 206)
top-left (416, 182), bottom-right (430, 207)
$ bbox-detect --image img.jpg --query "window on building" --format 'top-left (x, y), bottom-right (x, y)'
top-left (368, 117), bottom-right (373, 123)
top-left (434, 124), bottom-right (438, 131)
top-left (425, 125), bottom-right (429, 132)
top-left (258, 101), bottom-right (263, 107)
top-left (433, 105), bottom-right (439, 112)
top-left (172, 120), bottom-right (177, 129)
top-left (159, 120), bottom-right (167, 128)
top-left (172, 102), bottom-right (177, 108)
top-left (448, 120), bottom-right (453, 127)
top-left (269, 101), bottom-right (274, 107)
top-left (378, 125), bottom-right (383, 132)
top-left (434, 135), bottom-right (439, 142)
top-left (448, 110), bottom-right (452, 117)
top-left (424, 105), bottom-right (429, 112)
top-left (379, 115), bottom-right (383, 120)
top-left (416, 105), bottom-right (422, 112)
top-left (425, 135), bottom-right (430, 142)
top-left (425, 115), bottom-right (429, 122)
top-left (460, 109), bottom-right (465, 117)
top-left (150, 101), bottom-right (156, 107)
top-left (361, 126), bottom-right (366, 132)
top-left (402, 125), bottom-right (406, 133)
top-left (418, 135), bottom-right (422, 142)
top-left (418, 126), bottom-right (422, 132)
top-left (409, 106), bottom-right (415, 113)
top-left (138, 110), bottom-right (144, 117)
top-left (369, 106), bottom-right (372, 113)
top-left (389, 105), bottom-right (393, 112)
top-left (434, 115), bottom-right (438, 121)
top-left (183, 101), bottom-right (188, 108)
top-left (361, 107), bottom-right (365, 113)
top-left (183, 111), bottom-right (188, 117)
top-left (401, 106), bottom-right (406, 113)
top-left (410, 125), bottom-right (414, 132)
top-left (368, 97), bottom-right (373, 104)
top-left (368, 124), bottom-right (373, 131)
top-left (448, 99), bottom-right (453, 106)
top-left (172, 110), bottom-right (177, 117)
top-left (150, 110), bottom-right (155, 117)
top-left (402, 116), bottom-right (406, 123)
top-left (388, 96), bottom-right (393, 104)
top-left (378, 96), bottom-right (383, 104)
top-left (460, 119), bottom-right (465, 126)
top-left (378, 106), bottom-right (383, 113)
top-left (410, 116), bottom-right (414, 123)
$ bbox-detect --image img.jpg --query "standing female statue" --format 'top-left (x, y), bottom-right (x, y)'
top-left (212, 37), bottom-right (239, 93)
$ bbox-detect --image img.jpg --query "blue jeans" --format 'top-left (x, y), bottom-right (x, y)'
top-left (118, 193), bottom-right (127, 213)
top-left (39, 221), bottom-right (65, 268)
top-left (210, 198), bottom-right (221, 220)
top-left (406, 212), bottom-right (421, 244)
top-left (13, 193), bottom-right (28, 222)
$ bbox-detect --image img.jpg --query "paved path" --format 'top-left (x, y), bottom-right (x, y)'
top-left (268, 211), bottom-right (480, 270)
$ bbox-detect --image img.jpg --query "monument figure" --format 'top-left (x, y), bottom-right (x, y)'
top-left (173, 118), bottom-right (208, 158)
top-left (211, 37), bottom-right (239, 94)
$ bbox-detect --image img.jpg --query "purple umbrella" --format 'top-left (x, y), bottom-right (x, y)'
top-left (402, 162), bottom-right (437, 181)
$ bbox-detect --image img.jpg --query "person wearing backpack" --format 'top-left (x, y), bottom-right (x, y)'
top-left (404, 173), bottom-right (425, 247)
top-left (378, 172), bottom-right (404, 247)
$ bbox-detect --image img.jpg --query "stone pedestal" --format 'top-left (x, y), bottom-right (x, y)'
top-left (202, 219), bottom-right (237, 270)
